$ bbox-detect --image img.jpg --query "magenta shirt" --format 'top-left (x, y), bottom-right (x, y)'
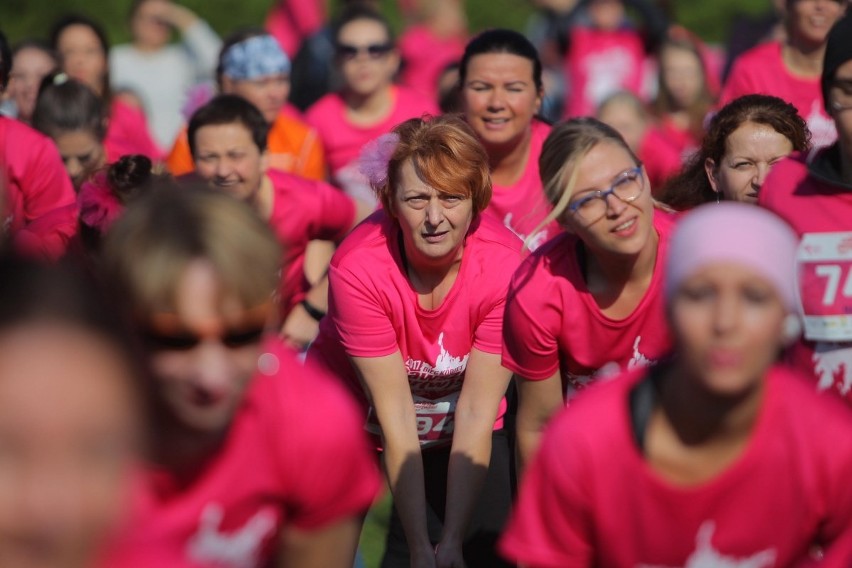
top-left (0, 116), bottom-right (77, 260)
top-left (501, 364), bottom-right (852, 567)
top-left (102, 338), bottom-right (382, 568)
top-left (721, 41), bottom-right (837, 149)
top-left (105, 98), bottom-right (165, 162)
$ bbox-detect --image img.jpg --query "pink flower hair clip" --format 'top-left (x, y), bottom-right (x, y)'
top-left (359, 132), bottom-right (400, 188)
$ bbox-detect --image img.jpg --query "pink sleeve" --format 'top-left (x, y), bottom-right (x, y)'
top-left (106, 100), bottom-right (165, 162)
top-left (473, 293), bottom-right (506, 355)
top-left (499, 413), bottom-right (593, 567)
top-left (308, 180), bottom-right (357, 242)
top-left (10, 135), bottom-right (78, 260)
top-left (502, 258), bottom-right (564, 380)
top-left (274, 356), bottom-right (381, 530)
top-left (327, 261), bottom-right (399, 357)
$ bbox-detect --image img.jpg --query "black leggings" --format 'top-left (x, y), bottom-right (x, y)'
top-left (380, 430), bottom-right (516, 568)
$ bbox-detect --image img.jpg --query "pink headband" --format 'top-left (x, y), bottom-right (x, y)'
top-left (666, 203), bottom-right (799, 311)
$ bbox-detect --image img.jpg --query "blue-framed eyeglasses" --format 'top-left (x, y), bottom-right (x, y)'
top-left (567, 165), bottom-right (645, 223)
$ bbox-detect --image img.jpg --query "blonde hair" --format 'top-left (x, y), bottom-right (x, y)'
top-left (528, 117), bottom-right (639, 248)
top-left (102, 183), bottom-right (282, 315)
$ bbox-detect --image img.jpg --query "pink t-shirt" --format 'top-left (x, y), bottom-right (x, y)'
top-left (399, 25), bottom-right (466, 102)
top-left (720, 41), bottom-right (836, 149)
top-left (0, 117), bottom-right (77, 260)
top-left (563, 27), bottom-right (648, 118)
top-left (305, 86), bottom-right (438, 204)
top-left (656, 115), bottom-right (699, 163)
top-left (106, 98), bottom-right (165, 162)
top-left (264, 0), bottom-right (325, 57)
top-left (640, 126), bottom-right (683, 195)
top-left (484, 120), bottom-right (561, 252)
top-left (759, 150), bottom-right (852, 403)
top-left (266, 170), bottom-right (356, 317)
top-left (308, 211), bottom-right (523, 448)
top-left (501, 365), bottom-right (852, 568)
top-left (102, 338), bottom-right (382, 568)
top-left (502, 210), bottom-right (675, 398)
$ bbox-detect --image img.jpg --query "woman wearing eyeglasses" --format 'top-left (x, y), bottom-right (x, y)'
top-left (502, 203), bottom-right (852, 567)
top-left (99, 184), bottom-right (381, 568)
top-left (759, 14), bottom-right (852, 402)
top-left (503, 117), bottom-right (675, 470)
top-left (305, 4), bottom-right (437, 206)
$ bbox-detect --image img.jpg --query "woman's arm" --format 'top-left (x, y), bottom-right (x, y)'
top-left (278, 516), bottom-right (362, 568)
top-left (351, 353), bottom-right (436, 568)
top-left (515, 370), bottom-right (564, 476)
top-left (435, 349), bottom-right (512, 568)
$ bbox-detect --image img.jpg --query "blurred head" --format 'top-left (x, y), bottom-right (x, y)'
top-left (103, 185), bottom-right (281, 435)
top-left (460, 29), bottom-right (543, 153)
top-left (332, 5), bottom-right (399, 98)
top-left (32, 74), bottom-right (108, 190)
top-left (784, 0), bottom-right (845, 49)
top-left (188, 95), bottom-right (269, 202)
top-left (656, 36), bottom-right (710, 113)
top-left (129, 0), bottom-right (173, 51)
top-left (0, 254), bottom-right (143, 568)
top-left (0, 30), bottom-right (12, 92)
top-left (823, 12), bottom-right (852, 154)
top-left (596, 90), bottom-right (648, 152)
top-left (666, 203), bottom-right (798, 396)
top-left (217, 30), bottom-right (291, 123)
top-left (587, 0), bottom-right (626, 31)
top-left (50, 15), bottom-right (110, 97)
top-left (537, 117), bottom-right (653, 258)
top-left (703, 94), bottom-right (810, 203)
top-left (7, 41), bottom-right (59, 123)
top-left (370, 114), bottom-right (490, 268)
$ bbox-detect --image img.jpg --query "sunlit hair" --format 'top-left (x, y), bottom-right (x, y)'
top-left (660, 94), bottom-right (811, 210)
top-left (376, 114), bottom-right (492, 217)
top-left (32, 73), bottom-right (108, 141)
top-left (102, 183), bottom-right (282, 317)
top-left (530, 117), bottom-right (639, 243)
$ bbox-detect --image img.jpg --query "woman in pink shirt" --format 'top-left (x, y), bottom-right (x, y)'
top-left (306, 4), bottom-right (437, 205)
top-left (661, 93), bottom-right (810, 210)
top-left (50, 14), bottom-right (163, 162)
top-left (502, 203), bottom-right (852, 567)
top-left (721, 0), bottom-right (846, 149)
top-left (309, 115), bottom-right (521, 567)
top-left (503, 118), bottom-right (676, 470)
top-left (460, 29), bottom-right (558, 251)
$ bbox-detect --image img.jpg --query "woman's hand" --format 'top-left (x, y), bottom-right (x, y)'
top-left (435, 538), bottom-right (467, 568)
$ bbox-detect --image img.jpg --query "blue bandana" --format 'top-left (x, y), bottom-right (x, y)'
top-left (221, 35), bottom-right (291, 80)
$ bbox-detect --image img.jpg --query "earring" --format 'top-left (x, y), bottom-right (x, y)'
top-left (715, 191), bottom-right (720, 204)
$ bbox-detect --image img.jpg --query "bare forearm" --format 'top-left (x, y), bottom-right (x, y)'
top-left (441, 418), bottom-right (493, 543)
top-left (382, 427), bottom-right (433, 557)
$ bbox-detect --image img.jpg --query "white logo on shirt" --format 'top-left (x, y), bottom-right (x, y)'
top-left (583, 47), bottom-right (635, 109)
top-left (637, 521), bottom-right (776, 568)
top-left (187, 503), bottom-right (277, 568)
top-left (565, 336), bottom-right (654, 400)
top-left (503, 212), bottom-right (548, 251)
top-left (806, 100), bottom-right (837, 149)
top-left (404, 332), bottom-right (470, 396)
top-left (813, 341), bottom-right (852, 395)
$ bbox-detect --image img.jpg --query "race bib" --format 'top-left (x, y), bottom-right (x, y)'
top-left (366, 391), bottom-right (459, 448)
top-left (797, 233), bottom-right (852, 341)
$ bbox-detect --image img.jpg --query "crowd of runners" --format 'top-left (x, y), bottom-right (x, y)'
top-left (1, 0), bottom-right (852, 566)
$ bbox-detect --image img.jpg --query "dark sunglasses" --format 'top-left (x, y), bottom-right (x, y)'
top-left (335, 42), bottom-right (394, 61)
top-left (142, 325), bottom-right (266, 351)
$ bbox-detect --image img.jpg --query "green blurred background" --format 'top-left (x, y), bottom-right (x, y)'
top-left (2, 0), bottom-right (772, 45)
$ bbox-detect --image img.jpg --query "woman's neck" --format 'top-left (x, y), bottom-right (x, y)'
top-left (487, 127), bottom-right (533, 187)
top-left (782, 38), bottom-right (826, 78)
top-left (344, 85), bottom-right (394, 125)
top-left (586, 224), bottom-right (659, 287)
top-left (656, 362), bottom-right (763, 447)
top-left (252, 174), bottom-right (275, 220)
top-left (151, 410), bottom-right (228, 482)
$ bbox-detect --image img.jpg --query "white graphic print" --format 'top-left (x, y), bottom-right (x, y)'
top-left (503, 212), bottom-right (549, 251)
top-left (805, 100), bottom-right (837, 149)
top-left (583, 47), bottom-right (635, 110)
top-left (187, 503), bottom-right (277, 568)
top-left (404, 332), bottom-right (469, 392)
top-left (813, 341), bottom-right (852, 395)
top-left (638, 521), bottom-right (776, 568)
top-left (565, 335), bottom-right (655, 400)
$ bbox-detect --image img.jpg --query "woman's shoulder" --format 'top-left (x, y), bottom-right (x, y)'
top-left (510, 232), bottom-right (581, 291)
top-left (330, 209), bottom-right (394, 270)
